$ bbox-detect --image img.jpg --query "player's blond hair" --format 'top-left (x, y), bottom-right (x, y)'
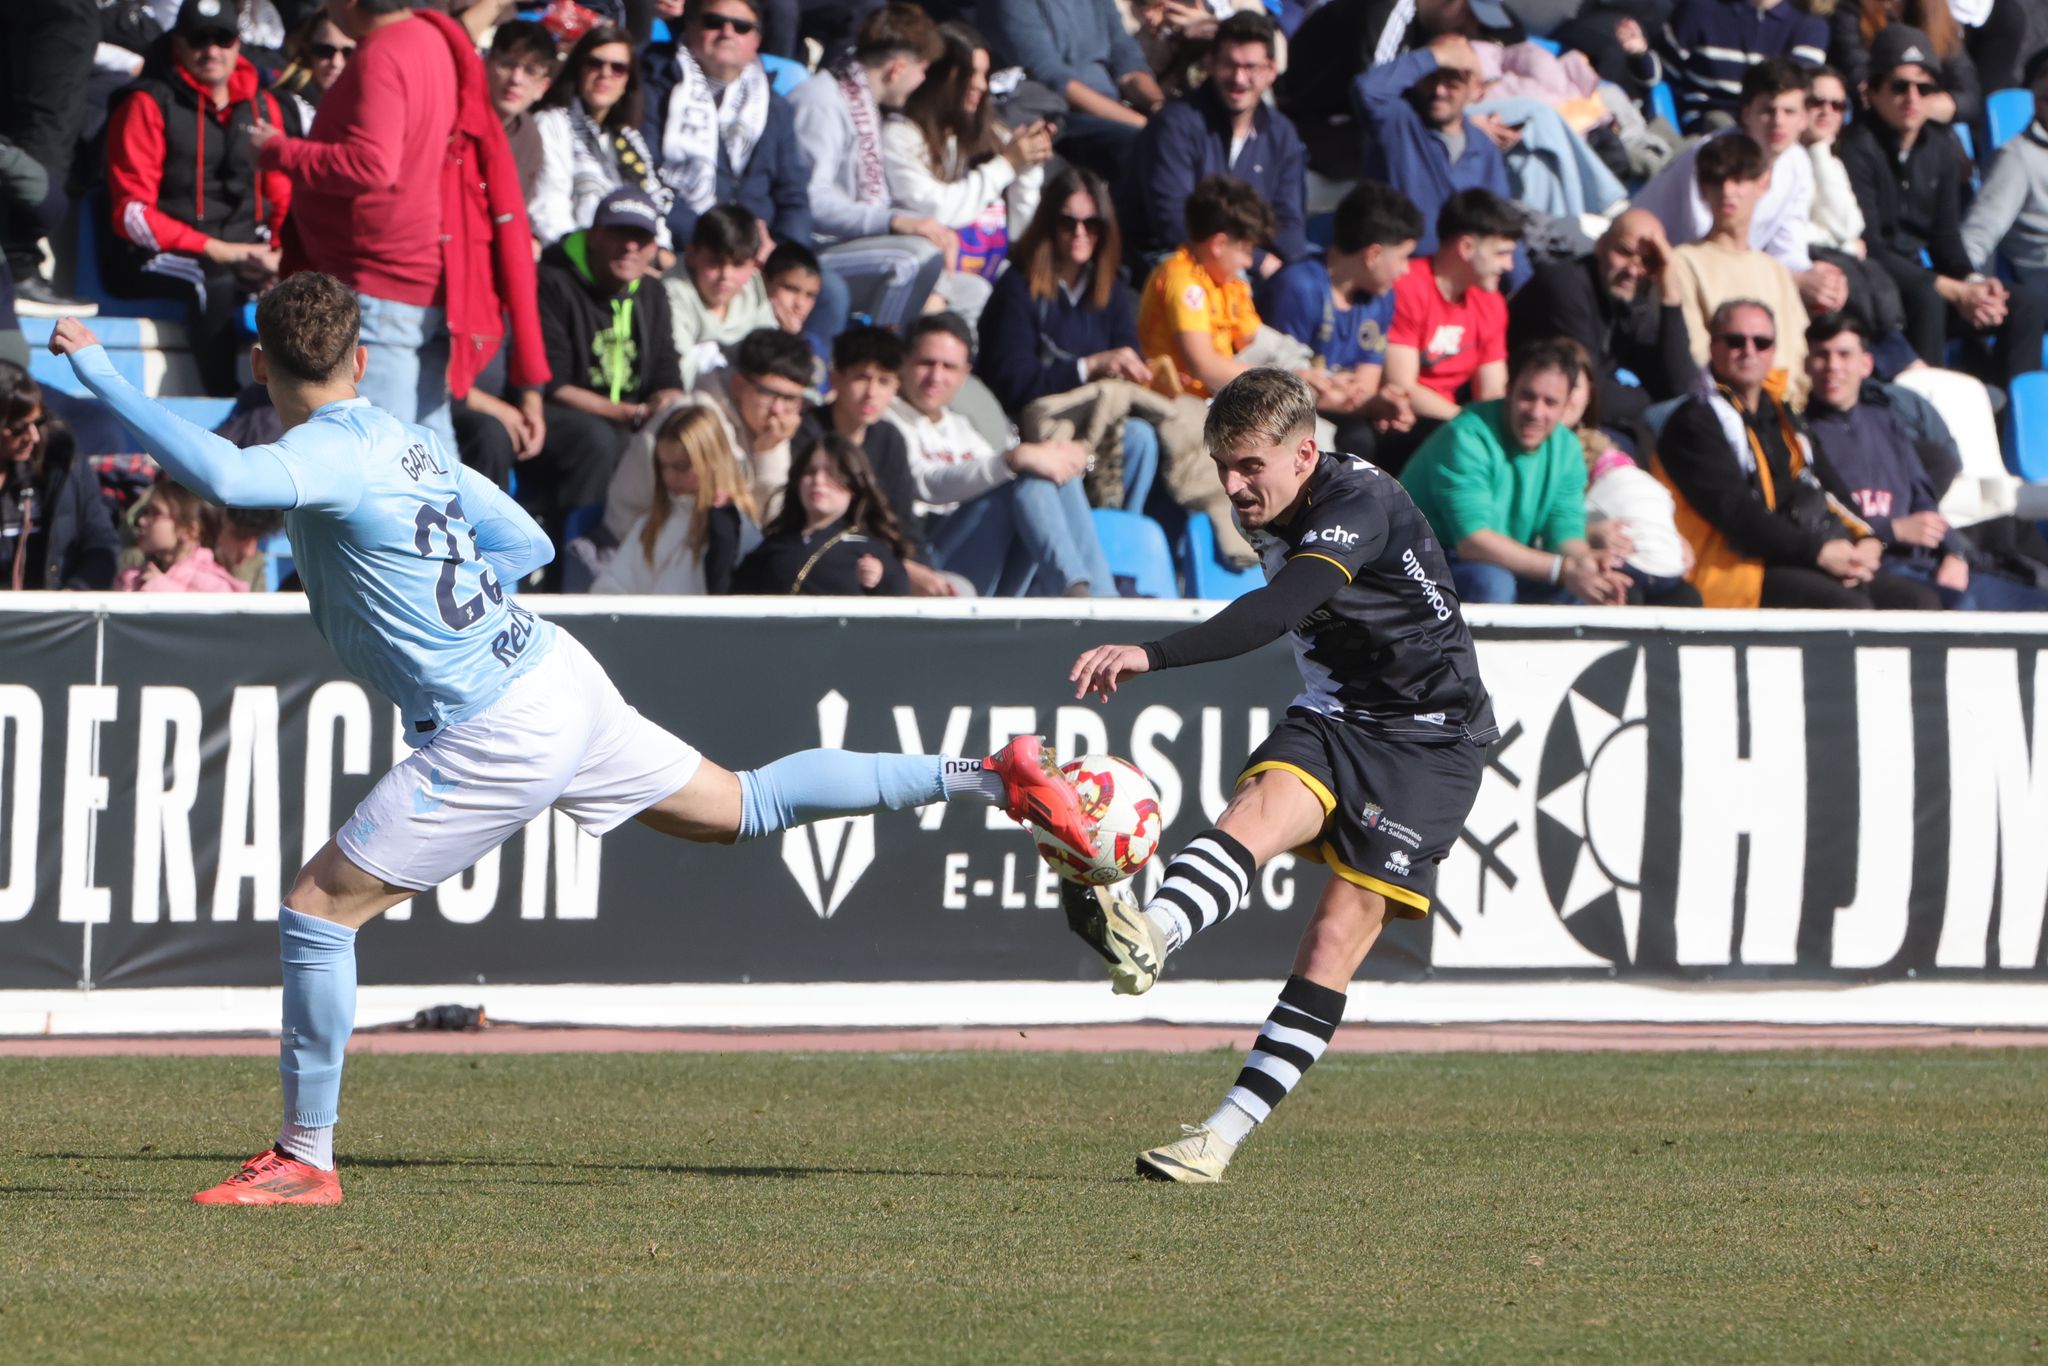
top-left (643, 405), bottom-right (760, 566)
top-left (1204, 368), bottom-right (1316, 459)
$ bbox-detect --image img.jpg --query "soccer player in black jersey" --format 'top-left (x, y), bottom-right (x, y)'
top-left (1064, 367), bottom-right (1498, 1183)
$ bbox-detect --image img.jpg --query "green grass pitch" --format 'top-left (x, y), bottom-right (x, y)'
top-left (4, 1049), bottom-right (2046, 1363)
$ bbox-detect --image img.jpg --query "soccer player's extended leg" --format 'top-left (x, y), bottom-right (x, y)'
top-left (193, 842), bottom-right (416, 1206)
top-left (1063, 769), bottom-right (1325, 994)
top-left (1136, 876), bottom-right (1392, 1184)
top-left (632, 735), bottom-right (1097, 852)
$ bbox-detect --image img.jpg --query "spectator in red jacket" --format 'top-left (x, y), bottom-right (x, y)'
top-left (252, 0), bottom-right (548, 462)
top-left (106, 0), bottom-right (291, 397)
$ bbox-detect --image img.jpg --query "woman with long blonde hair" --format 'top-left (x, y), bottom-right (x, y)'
top-left (593, 405), bottom-right (762, 594)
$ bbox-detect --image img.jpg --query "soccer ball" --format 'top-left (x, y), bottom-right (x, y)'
top-left (1032, 754), bottom-right (1164, 885)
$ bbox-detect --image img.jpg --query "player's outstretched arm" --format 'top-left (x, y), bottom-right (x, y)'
top-left (454, 463), bottom-right (555, 583)
top-left (53, 321), bottom-right (297, 510)
top-left (1072, 554), bottom-right (1348, 702)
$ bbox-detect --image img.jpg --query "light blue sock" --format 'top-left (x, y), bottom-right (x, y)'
top-left (736, 750), bottom-right (996, 841)
top-left (277, 907), bottom-right (357, 1146)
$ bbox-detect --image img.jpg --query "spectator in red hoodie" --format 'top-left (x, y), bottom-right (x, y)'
top-left (106, 0), bottom-right (291, 397)
top-left (251, 0), bottom-right (548, 463)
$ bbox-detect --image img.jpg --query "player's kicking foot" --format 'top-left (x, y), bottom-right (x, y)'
top-left (1060, 879), bottom-right (1166, 995)
top-left (1136, 1124), bottom-right (1237, 1184)
top-left (987, 735), bottom-right (1097, 856)
top-left (191, 1147), bottom-right (343, 1205)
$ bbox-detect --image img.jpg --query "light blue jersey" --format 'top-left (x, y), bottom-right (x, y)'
top-left (71, 346), bottom-right (557, 745)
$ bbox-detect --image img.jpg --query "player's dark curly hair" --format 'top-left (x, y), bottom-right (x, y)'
top-left (255, 272), bottom-right (359, 384)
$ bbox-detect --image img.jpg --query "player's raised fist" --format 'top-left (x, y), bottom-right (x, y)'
top-left (49, 317), bottom-right (101, 357)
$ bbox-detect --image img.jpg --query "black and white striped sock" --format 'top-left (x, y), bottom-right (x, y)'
top-left (1140, 829), bottom-right (1257, 952)
top-left (1207, 974), bottom-right (1347, 1144)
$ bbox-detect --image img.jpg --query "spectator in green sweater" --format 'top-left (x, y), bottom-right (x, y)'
top-left (1399, 339), bottom-right (1632, 606)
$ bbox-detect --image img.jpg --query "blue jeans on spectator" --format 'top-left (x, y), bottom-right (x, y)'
top-left (354, 293), bottom-right (455, 455)
top-left (1121, 417), bottom-right (1160, 512)
top-left (1449, 556), bottom-right (1570, 605)
top-left (927, 473), bottom-right (1115, 596)
top-left (1890, 559), bottom-right (2048, 611)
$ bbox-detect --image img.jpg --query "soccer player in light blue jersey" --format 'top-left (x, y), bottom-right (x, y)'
top-left (52, 273), bottom-right (1098, 1206)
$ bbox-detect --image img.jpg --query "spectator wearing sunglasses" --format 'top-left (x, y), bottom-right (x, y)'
top-left (105, 0), bottom-right (291, 396)
top-left (531, 25), bottom-right (674, 252)
top-left (643, 0), bottom-right (813, 255)
top-left (0, 365), bottom-right (117, 592)
top-left (1666, 133), bottom-right (1811, 399)
top-left (1838, 25), bottom-right (2048, 387)
top-left (273, 13), bottom-right (357, 133)
top-left (1827, 0), bottom-right (1980, 128)
top-left (1653, 299), bottom-right (1936, 611)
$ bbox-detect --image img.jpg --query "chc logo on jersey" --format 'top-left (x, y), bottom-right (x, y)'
top-left (1301, 526), bottom-right (1359, 549)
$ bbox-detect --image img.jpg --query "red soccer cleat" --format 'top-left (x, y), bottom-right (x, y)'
top-left (987, 735), bottom-right (1098, 857)
top-left (191, 1147), bottom-right (343, 1206)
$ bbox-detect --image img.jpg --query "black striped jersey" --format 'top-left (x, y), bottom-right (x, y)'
top-left (1251, 451), bottom-right (1497, 745)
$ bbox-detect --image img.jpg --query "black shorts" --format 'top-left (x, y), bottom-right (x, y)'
top-left (1238, 709), bottom-right (1486, 919)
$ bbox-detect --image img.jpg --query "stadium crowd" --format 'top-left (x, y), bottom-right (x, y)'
top-left (4, 0), bottom-right (2048, 607)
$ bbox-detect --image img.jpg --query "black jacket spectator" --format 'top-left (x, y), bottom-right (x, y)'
top-left (1836, 112), bottom-right (1972, 282)
top-left (733, 515), bottom-right (910, 594)
top-left (1507, 254), bottom-right (1698, 436)
top-left (1, 423), bottom-right (119, 591)
top-left (1659, 391), bottom-right (1846, 568)
top-left (975, 263), bottom-right (1143, 414)
top-left (537, 235), bottom-right (684, 407)
top-left (1827, 5), bottom-right (1981, 126)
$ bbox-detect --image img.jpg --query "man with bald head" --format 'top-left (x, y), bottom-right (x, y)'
top-left (1507, 208), bottom-right (1700, 448)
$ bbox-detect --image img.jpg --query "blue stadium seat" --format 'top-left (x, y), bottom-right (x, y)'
top-left (2002, 370), bottom-right (2048, 482)
top-left (1305, 211), bottom-right (1335, 249)
top-left (1090, 508), bottom-right (1177, 598)
top-left (1988, 88), bottom-right (2035, 151)
top-left (1176, 511), bottom-right (1264, 600)
top-left (1650, 82), bottom-right (1679, 129)
top-left (1529, 36), bottom-right (1561, 55)
top-left (562, 503), bottom-right (606, 545)
top-left (761, 53), bottom-right (809, 96)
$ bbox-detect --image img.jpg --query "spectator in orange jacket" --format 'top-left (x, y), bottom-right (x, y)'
top-left (106, 1), bottom-right (292, 396)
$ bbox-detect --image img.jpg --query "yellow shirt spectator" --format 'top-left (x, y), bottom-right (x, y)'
top-left (1139, 246), bottom-right (1260, 398)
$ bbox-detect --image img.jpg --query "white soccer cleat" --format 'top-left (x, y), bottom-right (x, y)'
top-left (1136, 1124), bottom-right (1238, 1184)
top-left (1059, 879), bottom-right (1167, 995)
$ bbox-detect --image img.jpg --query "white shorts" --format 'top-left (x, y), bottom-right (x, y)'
top-left (336, 631), bottom-right (703, 890)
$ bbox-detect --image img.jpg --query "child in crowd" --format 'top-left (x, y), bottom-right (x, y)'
top-left (116, 478), bottom-right (247, 594)
top-left (592, 404), bottom-right (763, 595)
top-left (1137, 174), bottom-right (1291, 399)
top-left (667, 206), bottom-right (774, 387)
top-left (734, 433), bottom-right (913, 595)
